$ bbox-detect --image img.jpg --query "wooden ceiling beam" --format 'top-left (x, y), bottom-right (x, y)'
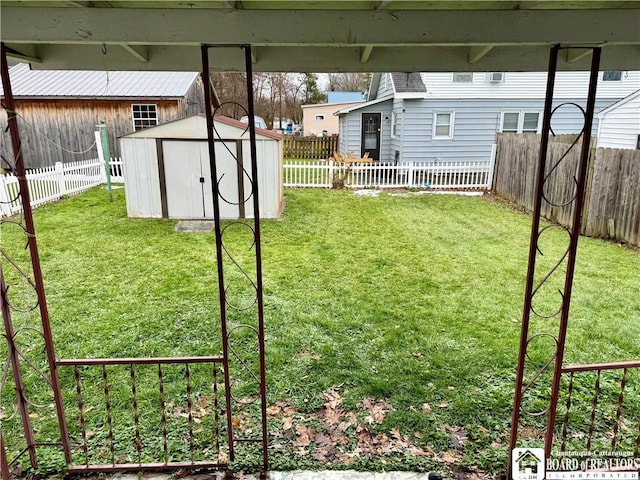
top-left (468, 45), bottom-right (494, 64)
top-left (25, 44), bottom-right (640, 72)
top-left (360, 45), bottom-right (374, 63)
top-left (120, 43), bottom-right (148, 62)
top-left (4, 7), bottom-right (639, 47)
top-left (4, 45), bottom-right (41, 64)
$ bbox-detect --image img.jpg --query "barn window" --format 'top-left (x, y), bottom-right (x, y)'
top-left (315, 114), bottom-right (325, 121)
top-left (603, 71), bottom-right (623, 81)
top-left (433, 111), bottom-right (454, 139)
top-left (132, 104), bottom-right (158, 131)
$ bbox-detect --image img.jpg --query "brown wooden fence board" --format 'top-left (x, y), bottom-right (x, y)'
top-left (493, 133), bottom-right (640, 248)
top-left (283, 136), bottom-right (338, 160)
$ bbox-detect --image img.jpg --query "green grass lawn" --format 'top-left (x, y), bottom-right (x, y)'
top-left (1, 187), bottom-right (639, 475)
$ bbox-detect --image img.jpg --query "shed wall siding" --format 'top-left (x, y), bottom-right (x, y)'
top-left (597, 95), bottom-right (640, 149)
top-left (121, 137), bottom-right (163, 218)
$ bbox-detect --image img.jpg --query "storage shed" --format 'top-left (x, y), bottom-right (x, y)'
top-left (120, 114), bottom-right (284, 219)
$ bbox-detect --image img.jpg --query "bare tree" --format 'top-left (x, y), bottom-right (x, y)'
top-left (209, 72), bottom-right (328, 128)
top-left (209, 72), bottom-right (248, 119)
top-left (327, 73), bottom-right (370, 92)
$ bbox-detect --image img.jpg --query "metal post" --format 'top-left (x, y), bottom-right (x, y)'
top-left (0, 264), bottom-right (38, 468)
top-left (200, 44), bottom-right (236, 461)
top-left (508, 44), bottom-right (602, 474)
top-left (509, 45), bottom-right (560, 464)
top-left (100, 122), bottom-right (113, 202)
top-left (0, 41), bottom-right (72, 464)
top-left (1, 432), bottom-right (11, 480)
top-left (544, 47), bottom-right (601, 457)
top-left (243, 45), bottom-right (269, 472)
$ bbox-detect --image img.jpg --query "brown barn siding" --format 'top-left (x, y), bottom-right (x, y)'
top-left (182, 76), bottom-right (205, 117)
top-left (0, 94), bottom-right (204, 169)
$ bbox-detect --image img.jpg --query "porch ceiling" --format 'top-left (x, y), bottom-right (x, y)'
top-left (1, 1), bottom-right (640, 72)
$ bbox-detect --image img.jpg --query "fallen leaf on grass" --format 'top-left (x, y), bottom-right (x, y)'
top-left (441, 450), bottom-right (462, 463)
top-left (282, 417), bottom-right (293, 430)
top-left (266, 405), bottom-right (280, 416)
top-left (296, 349), bottom-right (322, 361)
top-left (323, 385), bottom-right (343, 409)
top-left (359, 397), bottom-right (394, 424)
top-left (294, 423), bottom-right (314, 447)
top-left (421, 403), bottom-right (432, 413)
top-left (438, 402), bottom-right (449, 408)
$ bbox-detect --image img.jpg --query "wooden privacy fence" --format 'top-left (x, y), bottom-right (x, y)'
top-left (492, 133), bottom-right (640, 247)
top-left (283, 136), bottom-right (339, 159)
top-left (0, 157), bottom-right (124, 217)
top-left (284, 159), bottom-right (494, 190)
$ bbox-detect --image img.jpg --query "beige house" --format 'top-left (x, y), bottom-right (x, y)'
top-left (301, 100), bottom-right (364, 136)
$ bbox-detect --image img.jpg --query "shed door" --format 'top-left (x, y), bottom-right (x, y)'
top-left (361, 113), bottom-right (381, 161)
top-left (163, 141), bottom-right (213, 219)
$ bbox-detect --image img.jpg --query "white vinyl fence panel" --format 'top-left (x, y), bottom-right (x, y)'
top-left (0, 157), bottom-right (124, 217)
top-left (284, 157), bottom-right (495, 190)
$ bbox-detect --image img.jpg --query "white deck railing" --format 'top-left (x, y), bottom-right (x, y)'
top-left (284, 157), bottom-right (495, 190)
top-left (0, 157), bottom-right (124, 217)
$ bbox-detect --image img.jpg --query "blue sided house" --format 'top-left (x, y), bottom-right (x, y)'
top-left (335, 71), bottom-right (640, 164)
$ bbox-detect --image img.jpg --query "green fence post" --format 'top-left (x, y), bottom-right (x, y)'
top-left (99, 122), bottom-right (113, 202)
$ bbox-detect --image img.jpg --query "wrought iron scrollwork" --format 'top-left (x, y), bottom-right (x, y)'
top-left (509, 44), bottom-right (602, 470)
top-left (201, 44), bottom-right (269, 472)
top-left (0, 41), bottom-right (72, 471)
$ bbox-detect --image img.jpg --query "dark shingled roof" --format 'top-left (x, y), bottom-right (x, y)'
top-left (391, 72), bottom-right (426, 93)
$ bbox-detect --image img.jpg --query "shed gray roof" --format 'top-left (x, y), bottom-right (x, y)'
top-left (391, 73), bottom-right (426, 93)
top-left (0, 63), bottom-right (199, 98)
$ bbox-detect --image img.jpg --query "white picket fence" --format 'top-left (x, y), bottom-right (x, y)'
top-left (0, 157), bottom-right (124, 217)
top-left (284, 158), bottom-right (495, 190)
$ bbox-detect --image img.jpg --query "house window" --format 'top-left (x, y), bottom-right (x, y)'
top-left (501, 111), bottom-right (541, 133)
top-left (636, 134), bottom-right (640, 150)
top-left (486, 72), bottom-right (505, 83)
top-left (391, 111), bottom-right (399, 138)
top-left (453, 72), bottom-right (473, 83)
top-left (522, 113), bottom-right (540, 132)
top-left (315, 114), bottom-right (325, 121)
top-left (603, 71), bottom-right (623, 81)
top-left (132, 104), bottom-right (158, 131)
top-left (433, 111), bottom-right (454, 139)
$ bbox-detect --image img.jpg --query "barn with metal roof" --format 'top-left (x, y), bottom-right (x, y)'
top-left (0, 64), bottom-right (203, 167)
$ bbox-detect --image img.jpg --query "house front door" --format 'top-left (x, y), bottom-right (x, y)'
top-left (361, 112), bottom-right (381, 161)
